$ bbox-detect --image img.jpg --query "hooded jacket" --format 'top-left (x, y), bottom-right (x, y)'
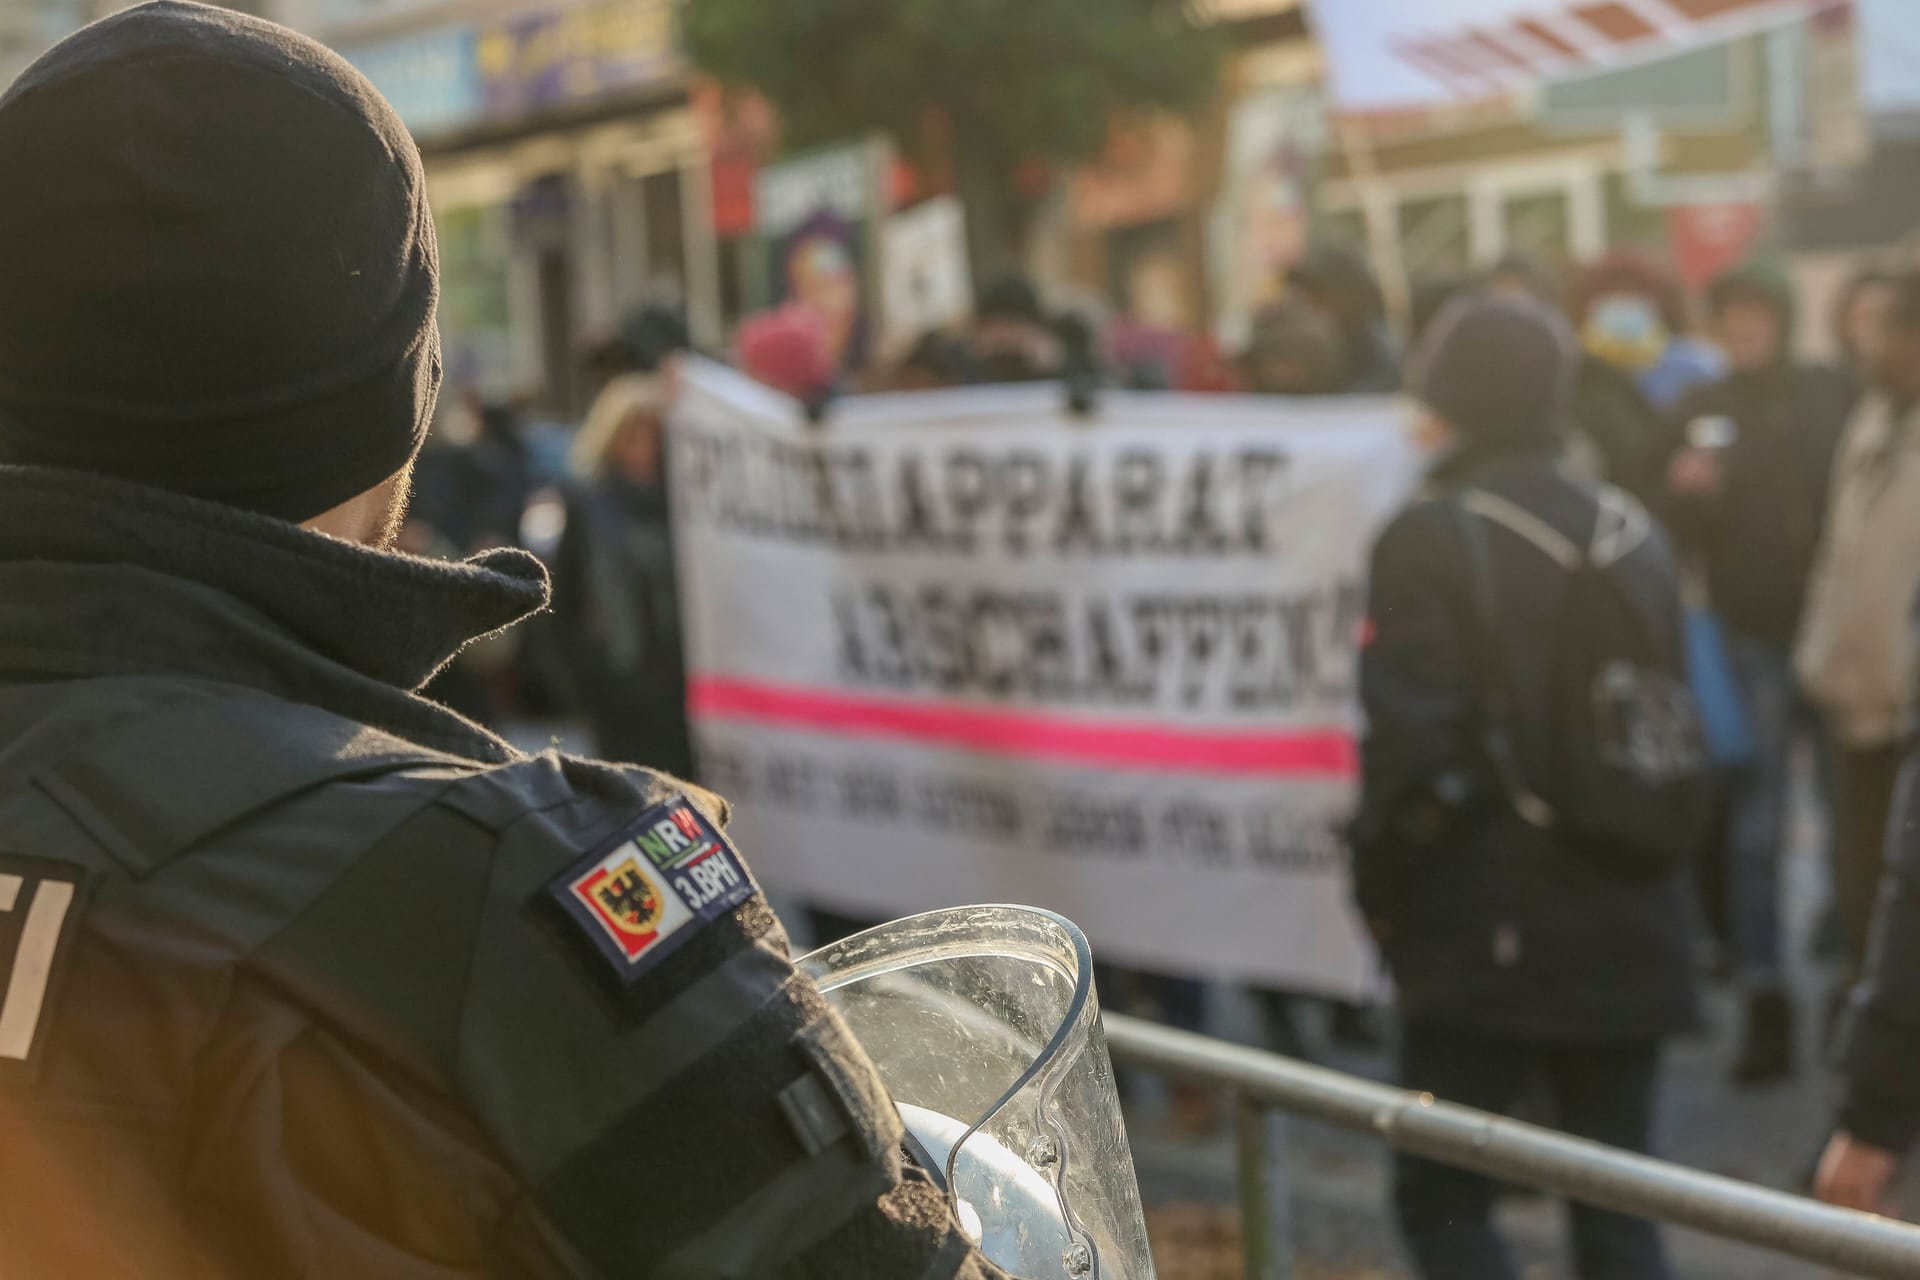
top-left (1661, 263), bottom-right (1855, 646)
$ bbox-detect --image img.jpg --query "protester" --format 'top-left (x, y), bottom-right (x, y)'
top-left (1237, 291), bottom-right (1379, 1056)
top-left (736, 300), bottom-right (837, 408)
top-left (1238, 297), bottom-right (1348, 395)
top-left (1565, 342), bottom-right (1669, 496)
top-left (1797, 269), bottom-right (1920, 1015)
top-left (552, 373), bottom-right (696, 777)
top-left (1569, 252), bottom-right (1723, 493)
top-left (1570, 251), bottom-right (1724, 413)
top-left (1830, 267), bottom-right (1899, 387)
top-left (1353, 295), bottom-right (1699, 1280)
top-left (1288, 245), bottom-right (1400, 393)
top-left (1660, 259), bottom-right (1855, 1084)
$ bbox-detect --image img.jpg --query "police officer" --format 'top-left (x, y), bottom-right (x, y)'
top-left (0, 5), bottom-right (1006, 1276)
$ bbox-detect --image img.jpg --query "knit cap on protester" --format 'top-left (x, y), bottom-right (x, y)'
top-left (1410, 294), bottom-right (1577, 450)
top-left (0, 0), bottom-right (440, 524)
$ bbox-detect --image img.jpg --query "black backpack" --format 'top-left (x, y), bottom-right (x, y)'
top-left (1452, 486), bottom-right (1711, 871)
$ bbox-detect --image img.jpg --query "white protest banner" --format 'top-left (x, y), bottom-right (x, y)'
top-left (671, 360), bottom-right (1421, 998)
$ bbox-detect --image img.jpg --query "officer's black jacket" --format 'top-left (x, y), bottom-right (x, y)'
top-left (0, 465), bottom-right (1006, 1278)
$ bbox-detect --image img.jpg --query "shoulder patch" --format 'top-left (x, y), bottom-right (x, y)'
top-left (545, 795), bottom-right (756, 981)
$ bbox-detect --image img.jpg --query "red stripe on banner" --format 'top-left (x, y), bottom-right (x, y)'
top-left (687, 677), bottom-right (1359, 778)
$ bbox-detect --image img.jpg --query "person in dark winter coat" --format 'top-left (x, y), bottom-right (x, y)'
top-left (1660, 259), bottom-right (1855, 1084)
top-left (1353, 295), bottom-right (1698, 1280)
top-left (1569, 251), bottom-right (1723, 414)
top-left (552, 373), bottom-right (696, 778)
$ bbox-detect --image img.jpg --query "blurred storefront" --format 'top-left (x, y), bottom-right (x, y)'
top-left (320, 0), bottom-right (716, 415)
top-left (1066, 117), bottom-right (1212, 335)
top-left (1054, 0), bottom-right (1317, 345)
top-left (1309, 0), bottom-right (1864, 324)
top-left (276, 0), bottom-right (1892, 386)
top-left (1316, 44), bottom-right (1779, 290)
top-left (1207, 40), bottom-right (1325, 347)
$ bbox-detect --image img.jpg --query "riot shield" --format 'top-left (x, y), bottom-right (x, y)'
top-left (797, 906), bottom-right (1156, 1280)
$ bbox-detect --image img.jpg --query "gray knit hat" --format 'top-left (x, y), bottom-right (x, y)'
top-left (1410, 294), bottom-right (1576, 448)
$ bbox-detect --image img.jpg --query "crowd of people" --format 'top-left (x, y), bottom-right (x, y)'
top-left (402, 239), bottom-right (1920, 1276)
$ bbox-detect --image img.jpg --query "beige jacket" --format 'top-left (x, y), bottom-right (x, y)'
top-left (1796, 394), bottom-right (1920, 748)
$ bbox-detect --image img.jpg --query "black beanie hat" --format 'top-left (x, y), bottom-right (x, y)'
top-left (0, 0), bottom-right (440, 523)
top-left (1410, 294), bottom-right (1575, 449)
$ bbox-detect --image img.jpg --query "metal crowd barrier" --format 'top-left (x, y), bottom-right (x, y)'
top-left (1103, 1013), bottom-right (1920, 1280)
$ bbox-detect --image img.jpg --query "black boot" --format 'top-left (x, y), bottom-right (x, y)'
top-left (1732, 989), bottom-right (1797, 1087)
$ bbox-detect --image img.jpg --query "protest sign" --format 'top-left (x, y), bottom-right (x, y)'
top-left (671, 361), bottom-right (1420, 997)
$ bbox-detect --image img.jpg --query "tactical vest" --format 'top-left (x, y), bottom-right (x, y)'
top-left (0, 674), bottom-right (985, 1279)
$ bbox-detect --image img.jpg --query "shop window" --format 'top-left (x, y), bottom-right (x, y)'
top-left (1501, 189), bottom-right (1572, 267)
top-left (1603, 172), bottom-right (1669, 255)
top-left (643, 168), bottom-right (686, 300)
top-left (1397, 194), bottom-right (1471, 279)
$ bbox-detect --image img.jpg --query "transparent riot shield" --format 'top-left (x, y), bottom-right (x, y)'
top-left (796, 906), bottom-right (1156, 1280)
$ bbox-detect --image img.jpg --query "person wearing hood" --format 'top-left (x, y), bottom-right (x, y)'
top-left (1353, 296), bottom-right (1697, 1280)
top-left (0, 5), bottom-right (1008, 1276)
top-left (1571, 251), bottom-right (1724, 415)
top-left (1661, 260), bottom-right (1855, 1086)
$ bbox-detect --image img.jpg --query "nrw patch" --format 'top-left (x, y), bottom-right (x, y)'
top-left (548, 795), bottom-right (755, 980)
